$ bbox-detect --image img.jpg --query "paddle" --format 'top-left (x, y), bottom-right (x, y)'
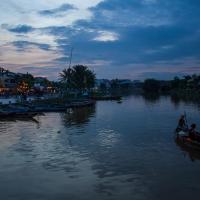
top-left (184, 111), bottom-right (189, 130)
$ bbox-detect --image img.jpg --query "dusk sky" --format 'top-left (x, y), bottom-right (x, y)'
top-left (0, 0), bottom-right (200, 80)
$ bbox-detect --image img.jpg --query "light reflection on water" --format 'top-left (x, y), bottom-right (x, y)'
top-left (0, 95), bottom-right (200, 200)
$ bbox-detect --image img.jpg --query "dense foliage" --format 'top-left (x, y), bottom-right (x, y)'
top-left (60, 65), bottom-right (96, 91)
top-left (143, 79), bottom-right (160, 92)
top-left (142, 75), bottom-right (200, 93)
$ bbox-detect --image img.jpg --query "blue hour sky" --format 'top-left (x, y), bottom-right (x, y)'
top-left (0, 0), bottom-right (200, 80)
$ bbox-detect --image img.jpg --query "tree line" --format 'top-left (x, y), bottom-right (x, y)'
top-left (142, 75), bottom-right (200, 93)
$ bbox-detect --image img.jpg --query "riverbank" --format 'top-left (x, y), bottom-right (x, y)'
top-left (0, 97), bottom-right (96, 118)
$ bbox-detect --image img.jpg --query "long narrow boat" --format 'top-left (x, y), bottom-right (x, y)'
top-left (0, 106), bottom-right (38, 118)
top-left (68, 100), bottom-right (95, 108)
top-left (91, 96), bottom-right (122, 101)
top-left (0, 110), bottom-right (38, 118)
top-left (31, 105), bottom-right (66, 112)
top-left (175, 130), bottom-right (200, 151)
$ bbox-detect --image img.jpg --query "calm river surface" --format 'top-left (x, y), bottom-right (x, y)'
top-left (1, 95), bottom-right (200, 200)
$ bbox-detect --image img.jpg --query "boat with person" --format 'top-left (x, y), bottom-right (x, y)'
top-left (175, 130), bottom-right (200, 151)
top-left (175, 114), bottom-right (200, 151)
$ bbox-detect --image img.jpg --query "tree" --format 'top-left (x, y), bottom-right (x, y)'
top-left (59, 68), bottom-right (74, 89)
top-left (111, 79), bottom-right (120, 89)
top-left (143, 79), bottom-right (160, 92)
top-left (59, 65), bottom-right (95, 91)
top-left (171, 76), bottom-right (180, 89)
top-left (184, 75), bottom-right (191, 81)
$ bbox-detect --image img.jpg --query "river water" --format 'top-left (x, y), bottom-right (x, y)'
top-left (0, 94), bottom-right (200, 200)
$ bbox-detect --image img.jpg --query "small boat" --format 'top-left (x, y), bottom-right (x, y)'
top-left (175, 129), bottom-right (200, 151)
top-left (0, 106), bottom-right (38, 118)
top-left (0, 111), bottom-right (37, 118)
top-left (117, 100), bottom-right (122, 104)
top-left (14, 112), bottom-right (38, 118)
top-left (91, 96), bottom-right (122, 101)
top-left (68, 100), bottom-right (95, 108)
top-left (31, 105), bottom-right (66, 112)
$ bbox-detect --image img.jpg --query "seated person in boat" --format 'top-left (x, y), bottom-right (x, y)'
top-left (189, 124), bottom-right (196, 140)
top-left (177, 115), bottom-right (187, 131)
top-left (189, 124), bottom-right (200, 142)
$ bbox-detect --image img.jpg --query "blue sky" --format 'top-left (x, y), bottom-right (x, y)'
top-left (0, 0), bottom-right (200, 80)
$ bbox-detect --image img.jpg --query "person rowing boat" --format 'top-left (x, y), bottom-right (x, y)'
top-left (177, 115), bottom-right (188, 132)
top-left (175, 114), bottom-right (200, 150)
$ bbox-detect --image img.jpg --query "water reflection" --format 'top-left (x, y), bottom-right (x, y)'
top-left (142, 92), bottom-right (161, 104)
top-left (175, 139), bottom-right (200, 162)
top-left (97, 129), bottom-right (120, 148)
top-left (170, 93), bottom-right (200, 110)
top-left (61, 105), bottom-right (96, 127)
top-left (0, 116), bottom-right (39, 123)
top-left (170, 94), bottom-right (181, 107)
top-left (1, 95), bottom-right (200, 200)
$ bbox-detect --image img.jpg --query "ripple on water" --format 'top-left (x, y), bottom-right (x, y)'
top-left (0, 96), bottom-right (200, 199)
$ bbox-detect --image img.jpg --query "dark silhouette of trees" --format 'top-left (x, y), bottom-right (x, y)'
top-left (143, 79), bottom-right (160, 92)
top-left (142, 74), bottom-right (200, 99)
top-left (60, 65), bottom-right (95, 91)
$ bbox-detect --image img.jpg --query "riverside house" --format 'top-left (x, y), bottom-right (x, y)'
top-left (0, 68), bottom-right (18, 94)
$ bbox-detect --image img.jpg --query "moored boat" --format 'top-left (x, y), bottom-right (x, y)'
top-left (91, 95), bottom-right (122, 101)
top-left (0, 111), bottom-right (38, 118)
top-left (0, 106), bottom-right (38, 118)
top-left (31, 105), bottom-right (66, 112)
top-left (68, 100), bottom-right (95, 108)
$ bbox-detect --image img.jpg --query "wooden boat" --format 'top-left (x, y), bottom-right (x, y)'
top-left (91, 95), bottom-right (122, 101)
top-left (0, 111), bottom-right (37, 118)
top-left (14, 112), bottom-right (38, 118)
top-left (68, 100), bottom-right (95, 108)
top-left (31, 105), bottom-right (66, 112)
top-left (117, 100), bottom-right (122, 104)
top-left (175, 129), bottom-right (200, 151)
top-left (0, 100), bottom-right (95, 117)
top-left (29, 100), bottom-right (95, 112)
top-left (0, 106), bottom-right (38, 118)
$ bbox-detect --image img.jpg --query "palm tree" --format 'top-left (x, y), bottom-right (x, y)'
top-left (59, 65), bottom-right (95, 91)
top-left (72, 65), bottom-right (95, 90)
top-left (59, 68), bottom-right (74, 89)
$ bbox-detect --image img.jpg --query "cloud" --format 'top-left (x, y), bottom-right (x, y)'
top-left (7, 24), bottom-right (34, 33)
top-left (1, 0), bottom-right (200, 80)
top-left (93, 31), bottom-right (119, 42)
top-left (0, 43), bottom-right (59, 66)
top-left (38, 3), bottom-right (77, 17)
top-left (19, 66), bottom-right (62, 80)
top-left (0, 0), bottom-right (103, 28)
top-left (89, 0), bottom-right (173, 27)
top-left (12, 41), bottom-right (50, 51)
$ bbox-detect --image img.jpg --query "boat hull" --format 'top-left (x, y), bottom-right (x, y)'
top-left (0, 112), bottom-right (38, 118)
top-left (175, 130), bottom-right (200, 151)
